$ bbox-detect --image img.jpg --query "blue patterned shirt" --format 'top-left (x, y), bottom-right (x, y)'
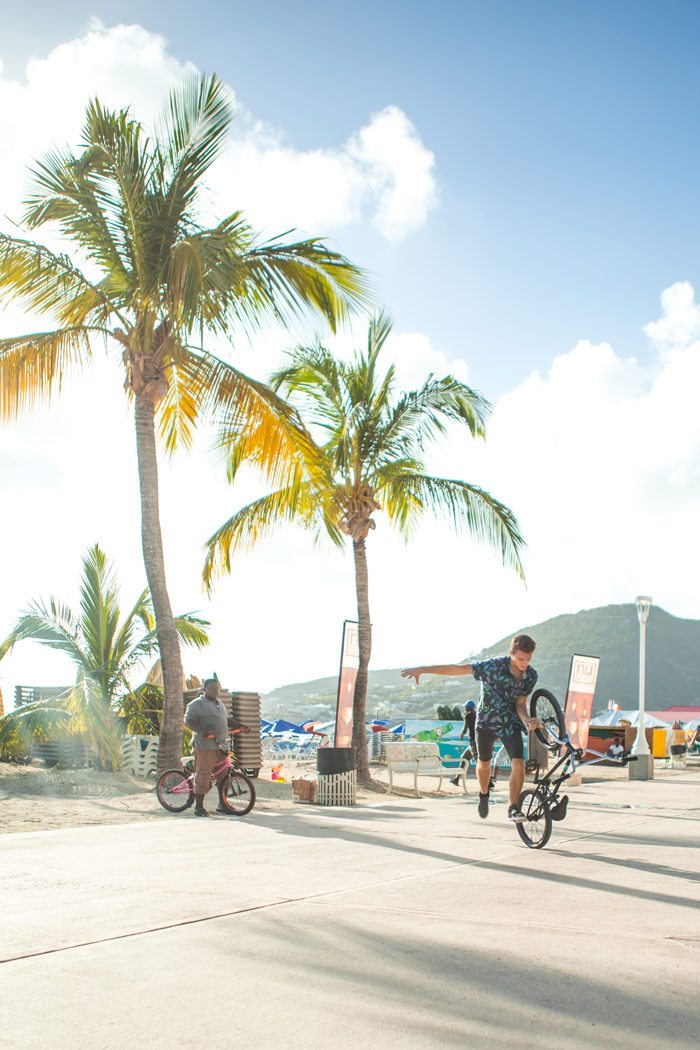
top-left (472, 656), bottom-right (538, 736)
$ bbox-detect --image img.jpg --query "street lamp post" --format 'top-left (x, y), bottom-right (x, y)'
top-left (630, 595), bottom-right (654, 780)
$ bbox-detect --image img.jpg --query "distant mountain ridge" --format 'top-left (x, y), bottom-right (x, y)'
top-left (262, 604), bottom-right (700, 720)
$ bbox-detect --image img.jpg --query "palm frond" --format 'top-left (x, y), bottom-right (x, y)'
top-left (202, 482), bottom-right (339, 590)
top-left (0, 234), bottom-right (118, 328)
top-left (77, 544), bottom-right (123, 690)
top-left (127, 612), bottom-right (210, 667)
top-left (377, 471), bottom-right (525, 578)
top-left (0, 600), bottom-right (89, 668)
top-left (0, 326), bottom-right (104, 421)
top-left (240, 236), bottom-right (373, 333)
top-left (156, 74), bottom-right (235, 245)
top-left (23, 144), bottom-right (131, 279)
top-left (0, 702), bottom-right (73, 756)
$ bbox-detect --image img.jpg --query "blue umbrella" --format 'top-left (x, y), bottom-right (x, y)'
top-left (268, 718), bottom-right (309, 735)
top-left (388, 723), bottom-right (405, 734)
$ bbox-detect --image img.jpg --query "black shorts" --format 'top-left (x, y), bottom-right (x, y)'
top-left (670, 745), bottom-right (686, 756)
top-left (475, 729), bottom-right (524, 762)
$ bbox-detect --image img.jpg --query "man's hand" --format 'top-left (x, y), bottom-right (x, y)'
top-left (525, 717), bottom-right (543, 732)
top-left (401, 667), bottom-right (424, 685)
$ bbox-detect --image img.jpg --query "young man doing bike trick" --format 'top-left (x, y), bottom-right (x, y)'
top-left (402, 634), bottom-right (541, 822)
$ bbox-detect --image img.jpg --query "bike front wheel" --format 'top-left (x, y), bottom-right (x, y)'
top-left (156, 769), bottom-right (194, 813)
top-left (530, 688), bottom-right (566, 752)
top-left (516, 788), bottom-right (553, 849)
top-left (219, 771), bottom-right (256, 816)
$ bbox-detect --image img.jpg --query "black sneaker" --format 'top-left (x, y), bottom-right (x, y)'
top-left (194, 807), bottom-right (209, 817)
top-left (215, 805), bottom-right (230, 814)
top-left (508, 804), bottom-right (526, 823)
top-left (489, 778), bottom-right (496, 791)
top-left (478, 793), bottom-right (489, 819)
top-left (450, 775), bottom-right (461, 786)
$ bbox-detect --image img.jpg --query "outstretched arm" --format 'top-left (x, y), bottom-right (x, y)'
top-left (401, 664), bottom-right (473, 685)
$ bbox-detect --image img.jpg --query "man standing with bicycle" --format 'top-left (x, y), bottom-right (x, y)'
top-left (401, 634), bottom-right (541, 822)
top-left (184, 678), bottom-right (232, 817)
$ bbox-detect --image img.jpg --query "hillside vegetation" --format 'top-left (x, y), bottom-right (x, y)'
top-left (262, 604), bottom-right (699, 720)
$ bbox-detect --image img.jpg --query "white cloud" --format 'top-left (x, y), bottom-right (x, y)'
top-left (643, 280), bottom-right (700, 359)
top-left (0, 23), bottom-right (437, 242)
top-left (212, 103), bottom-right (436, 239)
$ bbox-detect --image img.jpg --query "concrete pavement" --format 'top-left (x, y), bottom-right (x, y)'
top-left (1, 770), bottom-right (699, 1049)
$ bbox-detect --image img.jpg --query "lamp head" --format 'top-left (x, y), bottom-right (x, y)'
top-left (635, 595), bottom-right (653, 623)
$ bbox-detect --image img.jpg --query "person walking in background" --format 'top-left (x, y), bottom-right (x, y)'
top-left (450, 700), bottom-right (481, 786)
top-left (669, 721), bottom-right (687, 768)
top-left (402, 634), bottom-right (541, 822)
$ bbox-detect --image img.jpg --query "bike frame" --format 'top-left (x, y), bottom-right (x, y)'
top-left (531, 723), bottom-right (633, 807)
top-left (170, 746), bottom-right (234, 795)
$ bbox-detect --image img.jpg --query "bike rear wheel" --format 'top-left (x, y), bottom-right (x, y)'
top-left (516, 788), bottom-right (552, 849)
top-left (156, 769), bottom-right (194, 813)
top-left (530, 688), bottom-right (566, 752)
top-left (219, 771), bottom-right (256, 816)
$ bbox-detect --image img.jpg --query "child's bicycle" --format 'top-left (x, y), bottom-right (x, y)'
top-left (155, 736), bottom-right (256, 816)
top-left (516, 688), bottom-right (636, 849)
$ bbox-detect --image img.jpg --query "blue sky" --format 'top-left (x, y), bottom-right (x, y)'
top-left (1, 4), bottom-right (698, 701)
top-left (6, 1), bottom-right (700, 389)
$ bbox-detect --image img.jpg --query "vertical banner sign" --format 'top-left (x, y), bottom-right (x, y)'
top-left (565, 654), bottom-right (601, 749)
top-left (335, 620), bottom-right (359, 748)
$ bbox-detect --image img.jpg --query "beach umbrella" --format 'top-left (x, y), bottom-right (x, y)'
top-left (268, 718), bottom-right (309, 735)
top-left (388, 723), bottom-right (405, 734)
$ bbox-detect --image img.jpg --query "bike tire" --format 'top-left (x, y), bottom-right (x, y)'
top-left (219, 771), bottom-right (256, 816)
top-left (516, 788), bottom-right (553, 849)
top-left (156, 769), bottom-right (194, 813)
top-left (530, 688), bottom-right (566, 752)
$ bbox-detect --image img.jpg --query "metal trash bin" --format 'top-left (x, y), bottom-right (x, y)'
top-left (316, 747), bottom-right (357, 805)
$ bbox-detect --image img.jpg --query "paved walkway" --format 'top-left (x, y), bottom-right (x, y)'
top-left (1, 770), bottom-right (699, 1049)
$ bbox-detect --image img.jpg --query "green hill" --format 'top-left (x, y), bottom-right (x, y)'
top-left (262, 604), bottom-right (700, 720)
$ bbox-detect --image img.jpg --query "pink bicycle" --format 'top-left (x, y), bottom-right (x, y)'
top-left (156, 739), bottom-right (256, 816)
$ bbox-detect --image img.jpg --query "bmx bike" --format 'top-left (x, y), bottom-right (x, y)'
top-left (155, 737), bottom-right (256, 817)
top-left (516, 688), bottom-right (635, 849)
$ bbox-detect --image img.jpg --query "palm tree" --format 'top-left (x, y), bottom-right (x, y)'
top-left (0, 544), bottom-right (209, 766)
top-left (203, 312), bottom-right (525, 781)
top-left (0, 74), bottom-right (370, 771)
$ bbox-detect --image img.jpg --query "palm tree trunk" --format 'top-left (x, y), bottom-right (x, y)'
top-left (351, 537), bottom-right (372, 782)
top-left (134, 394), bottom-right (185, 773)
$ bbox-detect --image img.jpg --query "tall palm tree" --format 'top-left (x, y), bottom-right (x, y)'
top-left (203, 312), bottom-right (525, 780)
top-left (0, 74), bottom-right (370, 771)
top-left (0, 544), bottom-right (209, 766)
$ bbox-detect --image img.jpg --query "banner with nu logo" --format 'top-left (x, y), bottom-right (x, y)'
top-left (565, 654), bottom-right (600, 749)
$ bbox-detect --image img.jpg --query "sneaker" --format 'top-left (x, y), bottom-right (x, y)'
top-left (450, 775), bottom-right (461, 786)
top-left (508, 804), bottom-right (526, 823)
top-left (215, 805), bottom-right (230, 814)
top-left (478, 793), bottom-right (489, 819)
top-left (489, 778), bottom-right (496, 791)
top-left (194, 807), bottom-right (209, 817)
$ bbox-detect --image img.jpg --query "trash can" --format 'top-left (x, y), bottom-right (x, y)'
top-left (317, 747), bottom-right (357, 805)
top-left (652, 728), bottom-right (668, 759)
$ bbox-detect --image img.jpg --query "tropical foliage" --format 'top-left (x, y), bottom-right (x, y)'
top-left (0, 73), bottom-right (370, 771)
top-left (0, 544), bottom-right (209, 767)
top-left (203, 311), bottom-right (525, 780)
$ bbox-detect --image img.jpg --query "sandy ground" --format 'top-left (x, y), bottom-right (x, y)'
top-left (2, 752), bottom-right (685, 836)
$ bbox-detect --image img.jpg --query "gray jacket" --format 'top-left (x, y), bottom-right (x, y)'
top-left (184, 695), bottom-right (229, 751)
